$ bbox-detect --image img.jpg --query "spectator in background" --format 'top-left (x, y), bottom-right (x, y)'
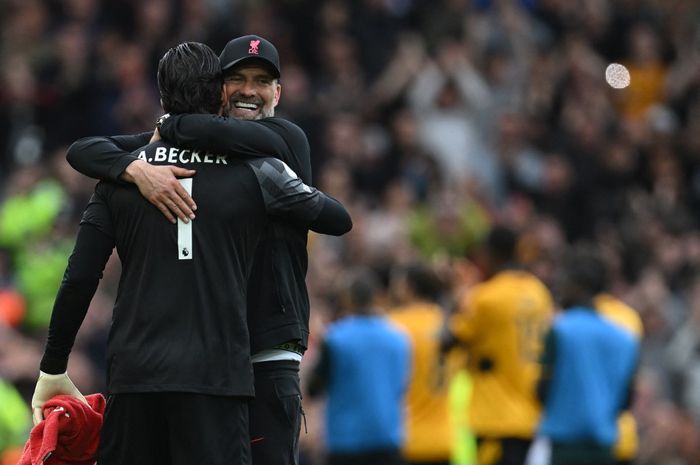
top-left (444, 225), bottom-right (553, 465)
top-left (387, 262), bottom-right (455, 465)
top-left (407, 38), bottom-right (499, 198)
top-left (538, 246), bottom-right (640, 465)
top-left (666, 270), bottom-right (700, 425)
top-left (617, 22), bottom-right (668, 124)
top-left (307, 270), bottom-right (411, 465)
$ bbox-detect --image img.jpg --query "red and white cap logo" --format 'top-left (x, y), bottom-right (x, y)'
top-left (248, 39), bottom-right (260, 55)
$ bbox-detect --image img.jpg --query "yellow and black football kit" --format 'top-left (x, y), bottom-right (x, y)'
top-left (595, 293), bottom-right (643, 464)
top-left (390, 303), bottom-right (455, 464)
top-left (450, 270), bottom-right (553, 465)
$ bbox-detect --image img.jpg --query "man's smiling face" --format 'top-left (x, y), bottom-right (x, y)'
top-left (223, 62), bottom-right (281, 120)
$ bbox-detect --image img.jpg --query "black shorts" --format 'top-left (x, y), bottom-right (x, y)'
top-left (98, 392), bottom-right (250, 465)
top-left (249, 360), bottom-right (303, 465)
top-left (475, 437), bottom-right (532, 465)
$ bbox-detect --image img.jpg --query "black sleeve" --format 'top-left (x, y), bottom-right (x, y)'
top-left (40, 222), bottom-right (114, 374)
top-left (536, 328), bottom-right (556, 404)
top-left (307, 340), bottom-right (331, 398)
top-left (248, 158), bottom-right (352, 236)
top-left (308, 195), bottom-right (353, 236)
top-left (159, 115), bottom-right (312, 181)
top-left (66, 132), bottom-right (151, 182)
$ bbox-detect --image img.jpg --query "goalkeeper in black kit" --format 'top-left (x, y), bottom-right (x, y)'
top-left (30, 42), bottom-right (351, 465)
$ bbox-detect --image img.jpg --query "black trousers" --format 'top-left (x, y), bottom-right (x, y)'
top-left (98, 392), bottom-right (250, 465)
top-left (249, 360), bottom-right (303, 465)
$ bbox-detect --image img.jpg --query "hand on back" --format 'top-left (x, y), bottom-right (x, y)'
top-left (123, 160), bottom-right (197, 224)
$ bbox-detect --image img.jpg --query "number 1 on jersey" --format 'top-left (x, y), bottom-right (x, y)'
top-left (177, 178), bottom-right (193, 260)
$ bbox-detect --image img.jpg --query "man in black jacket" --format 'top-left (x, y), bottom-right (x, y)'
top-left (31, 41), bottom-right (351, 465)
top-left (66, 35), bottom-right (330, 465)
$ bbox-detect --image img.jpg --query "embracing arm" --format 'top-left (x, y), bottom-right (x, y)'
top-left (309, 195), bottom-right (353, 236)
top-left (250, 158), bottom-right (352, 236)
top-left (159, 115), bottom-right (312, 181)
top-left (66, 134), bottom-right (197, 223)
top-left (67, 133), bottom-right (152, 182)
top-left (271, 187), bottom-right (351, 236)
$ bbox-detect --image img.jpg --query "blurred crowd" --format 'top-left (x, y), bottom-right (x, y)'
top-left (2, 0), bottom-right (700, 463)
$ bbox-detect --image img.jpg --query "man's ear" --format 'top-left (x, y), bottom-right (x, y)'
top-left (273, 83), bottom-right (281, 107)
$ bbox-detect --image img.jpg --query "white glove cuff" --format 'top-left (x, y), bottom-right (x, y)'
top-left (39, 371), bottom-right (69, 379)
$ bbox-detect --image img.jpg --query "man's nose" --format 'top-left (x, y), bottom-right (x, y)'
top-left (239, 80), bottom-right (256, 96)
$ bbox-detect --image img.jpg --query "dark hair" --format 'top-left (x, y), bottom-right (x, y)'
top-left (486, 225), bottom-right (517, 264)
top-left (398, 262), bottom-right (442, 301)
top-left (564, 245), bottom-right (609, 296)
top-left (345, 269), bottom-right (381, 311)
top-left (157, 42), bottom-right (222, 115)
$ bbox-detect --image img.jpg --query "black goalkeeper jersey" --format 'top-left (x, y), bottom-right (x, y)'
top-left (44, 140), bottom-right (350, 396)
top-left (66, 116), bottom-right (318, 354)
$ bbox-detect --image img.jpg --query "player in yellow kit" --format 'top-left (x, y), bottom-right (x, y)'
top-left (595, 292), bottom-right (643, 465)
top-left (388, 263), bottom-right (456, 465)
top-left (444, 226), bottom-right (554, 465)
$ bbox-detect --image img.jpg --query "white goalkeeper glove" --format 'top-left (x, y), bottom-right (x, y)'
top-left (31, 371), bottom-right (88, 425)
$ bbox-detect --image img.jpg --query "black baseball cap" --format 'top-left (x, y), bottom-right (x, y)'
top-left (219, 35), bottom-right (280, 78)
